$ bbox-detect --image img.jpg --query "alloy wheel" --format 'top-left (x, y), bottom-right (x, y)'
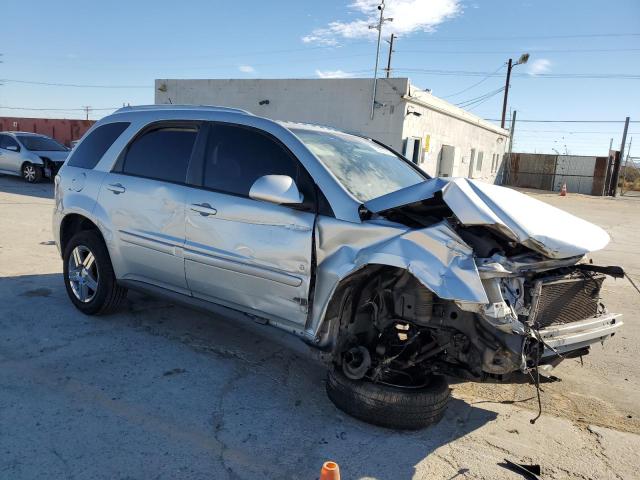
top-left (23, 165), bottom-right (36, 182)
top-left (67, 245), bottom-right (99, 303)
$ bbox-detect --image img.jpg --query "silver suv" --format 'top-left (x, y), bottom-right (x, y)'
top-left (0, 131), bottom-right (70, 182)
top-left (53, 105), bottom-right (623, 429)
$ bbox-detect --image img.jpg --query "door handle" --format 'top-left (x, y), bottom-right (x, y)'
top-left (190, 203), bottom-right (217, 216)
top-left (106, 183), bottom-right (126, 194)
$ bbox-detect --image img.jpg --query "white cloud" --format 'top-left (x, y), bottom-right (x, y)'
top-left (238, 65), bottom-right (255, 73)
top-left (528, 58), bottom-right (551, 75)
top-left (315, 69), bottom-right (355, 78)
top-left (303, 0), bottom-right (461, 45)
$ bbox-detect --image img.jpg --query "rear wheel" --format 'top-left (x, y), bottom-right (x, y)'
top-left (22, 163), bottom-right (43, 183)
top-left (326, 367), bottom-right (450, 430)
top-left (62, 230), bottom-right (127, 315)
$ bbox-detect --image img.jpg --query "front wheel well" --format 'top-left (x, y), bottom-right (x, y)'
top-left (320, 265), bottom-right (427, 353)
top-left (60, 214), bottom-right (102, 254)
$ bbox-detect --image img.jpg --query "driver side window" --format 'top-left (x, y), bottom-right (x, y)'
top-left (201, 123), bottom-right (315, 205)
top-left (0, 135), bottom-right (19, 151)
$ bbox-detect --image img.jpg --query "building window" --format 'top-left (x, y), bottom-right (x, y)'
top-left (476, 151), bottom-right (484, 172)
top-left (468, 148), bottom-right (476, 178)
top-left (403, 137), bottom-right (422, 164)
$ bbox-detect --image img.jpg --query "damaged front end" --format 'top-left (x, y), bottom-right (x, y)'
top-left (319, 178), bottom-right (623, 386)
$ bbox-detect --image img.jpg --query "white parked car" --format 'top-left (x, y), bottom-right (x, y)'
top-left (0, 131), bottom-right (70, 182)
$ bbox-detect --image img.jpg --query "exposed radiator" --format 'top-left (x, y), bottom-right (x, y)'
top-left (528, 273), bottom-right (604, 328)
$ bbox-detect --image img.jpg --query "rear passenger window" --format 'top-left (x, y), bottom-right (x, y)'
top-left (202, 123), bottom-right (313, 200)
top-left (68, 122), bottom-right (129, 169)
top-left (123, 126), bottom-right (198, 183)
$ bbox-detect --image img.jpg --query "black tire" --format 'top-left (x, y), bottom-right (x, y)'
top-left (326, 367), bottom-right (450, 430)
top-left (62, 230), bottom-right (127, 315)
top-left (22, 162), bottom-right (43, 183)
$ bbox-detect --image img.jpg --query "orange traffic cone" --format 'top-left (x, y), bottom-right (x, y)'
top-left (560, 182), bottom-right (567, 196)
top-left (319, 461), bottom-right (341, 480)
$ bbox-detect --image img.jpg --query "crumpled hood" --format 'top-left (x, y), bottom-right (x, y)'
top-left (364, 177), bottom-right (610, 259)
top-left (34, 150), bottom-right (69, 162)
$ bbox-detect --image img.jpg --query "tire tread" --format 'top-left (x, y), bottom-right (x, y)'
top-left (63, 230), bottom-right (127, 315)
top-left (326, 368), bottom-right (450, 430)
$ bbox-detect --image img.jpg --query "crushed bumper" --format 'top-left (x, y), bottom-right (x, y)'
top-left (42, 159), bottom-right (64, 179)
top-left (538, 313), bottom-right (622, 357)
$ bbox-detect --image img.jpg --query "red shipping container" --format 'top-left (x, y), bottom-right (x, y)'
top-left (0, 117), bottom-right (95, 147)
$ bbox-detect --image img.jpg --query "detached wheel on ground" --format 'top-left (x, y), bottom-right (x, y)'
top-left (22, 163), bottom-right (43, 183)
top-left (62, 230), bottom-right (127, 315)
top-left (326, 367), bottom-right (450, 430)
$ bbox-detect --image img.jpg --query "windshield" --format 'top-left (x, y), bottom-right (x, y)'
top-left (17, 135), bottom-right (68, 152)
top-left (292, 128), bottom-right (426, 202)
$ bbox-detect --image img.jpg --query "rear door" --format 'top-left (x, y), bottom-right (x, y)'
top-left (98, 122), bottom-right (200, 294)
top-left (184, 122), bottom-right (317, 326)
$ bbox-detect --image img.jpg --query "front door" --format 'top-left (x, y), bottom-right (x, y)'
top-left (0, 134), bottom-right (23, 173)
top-left (98, 122), bottom-right (200, 294)
top-left (184, 122), bottom-right (316, 326)
top-left (438, 145), bottom-right (455, 177)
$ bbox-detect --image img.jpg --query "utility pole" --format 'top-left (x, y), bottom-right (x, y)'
top-left (621, 136), bottom-right (632, 196)
top-left (82, 106), bottom-right (91, 121)
top-left (601, 137), bottom-right (614, 196)
top-left (369, 1), bottom-right (393, 120)
top-left (384, 33), bottom-right (395, 78)
top-left (500, 53), bottom-right (529, 129)
top-left (611, 116), bottom-right (630, 197)
top-left (505, 110), bottom-right (517, 185)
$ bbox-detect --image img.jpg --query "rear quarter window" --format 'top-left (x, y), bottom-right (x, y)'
top-left (67, 122), bottom-right (130, 169)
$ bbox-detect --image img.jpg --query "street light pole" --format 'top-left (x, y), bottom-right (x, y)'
top-left (500, 53), bottom-right (529, 129)
top-left (500, 59), bottom-right (513, 129)
top-left (369, 1), bottom-right (393, 120)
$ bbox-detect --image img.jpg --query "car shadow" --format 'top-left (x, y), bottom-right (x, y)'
top-left (1, 272), bottom-right (498, 480)
top-left (0, 174), bottom-right (54, 200)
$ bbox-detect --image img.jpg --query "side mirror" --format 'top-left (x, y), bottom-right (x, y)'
top-left (249, 175), bottom-right (303, 205)
top-left (5, 145), bottom-right (19, 152)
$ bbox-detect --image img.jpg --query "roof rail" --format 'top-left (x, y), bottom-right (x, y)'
top-left (113, 104), bottom-right (252, 115)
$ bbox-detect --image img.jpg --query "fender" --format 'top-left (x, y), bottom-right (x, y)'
top-left (306, 216), bottom-right (488, 346)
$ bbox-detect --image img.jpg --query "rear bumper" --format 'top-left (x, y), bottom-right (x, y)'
top-left (538, 313), bottom-right (622, 357)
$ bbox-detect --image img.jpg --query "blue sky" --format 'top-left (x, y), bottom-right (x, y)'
top-left (2, 0), bottom-right (639, 155)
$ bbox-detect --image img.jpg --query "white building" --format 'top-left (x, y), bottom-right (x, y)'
top-left (155, 78), bottom-right (509, 182)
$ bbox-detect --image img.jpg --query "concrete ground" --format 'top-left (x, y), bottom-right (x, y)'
top-left (0, 175), bottom-right (638, 480)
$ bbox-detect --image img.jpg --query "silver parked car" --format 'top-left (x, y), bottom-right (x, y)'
top-left (53, 105), bottom-right (623, 429)
top-left (0, 131), bottom-right (71, 182)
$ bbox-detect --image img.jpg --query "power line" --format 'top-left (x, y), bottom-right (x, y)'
top-left (391, 68), bottom-right (640, 79)
top-left (400, 47), bottom-right (640, 55)
top-left (441, 64), bottom-right (505, 98)
top-left (455, 87), bottom-right (505, 108)
top-left (516, 129), bottom-right (640, 134)
top-left (0, 105), bottom-right (119, 111)
top-left (464, 87), bottom-right (504, 110)
top-left (486, 119), bottom-right (639, 123)
top-left (411, 32), bottom-right (640, 42)
top-left (1, 79), bottom-right (148, 88)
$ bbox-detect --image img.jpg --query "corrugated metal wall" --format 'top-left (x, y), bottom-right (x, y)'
top-left (504, 153), bottom-right (556, 190)
top-left (553, 156), bottom-right (596, 194)
top-left (0, 117), bottom-right (95, 147)
top-left (504, 153), bottom-right (609, 195)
